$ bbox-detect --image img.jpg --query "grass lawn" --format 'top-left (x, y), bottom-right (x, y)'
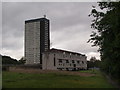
top-left (0, 73), bottom-right (2, 89)
top-left (2, 70), bottom-right (115, 88)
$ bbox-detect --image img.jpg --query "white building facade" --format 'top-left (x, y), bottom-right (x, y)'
top-left (25, 17), bottom-right (50, 65)
top-left (25, 21), bottom-right (40, 64)
top-left (42, 48), bottom-right (87, 70)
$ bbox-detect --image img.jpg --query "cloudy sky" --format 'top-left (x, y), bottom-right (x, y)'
top-left (1, 2), bottom-right (100, 60)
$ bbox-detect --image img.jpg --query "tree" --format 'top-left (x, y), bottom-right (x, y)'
top-left (2, 55), bottom-right (19, 65)
top-left (90, 57), bottom-right (97, 62)
top-left (87, 57), bottom-right (101, 69)
top-left (88, 2), bottom-right (120, 79)
top-left (18, 57), bottom-right (26, 64)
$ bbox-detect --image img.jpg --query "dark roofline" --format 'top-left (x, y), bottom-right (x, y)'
top-left (49, 48), bottom-right (86, 56)
top-left (25, 17), bottom-right (49, 23)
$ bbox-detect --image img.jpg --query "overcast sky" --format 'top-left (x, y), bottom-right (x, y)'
top-left (1, 2), bottom-right (100, 60)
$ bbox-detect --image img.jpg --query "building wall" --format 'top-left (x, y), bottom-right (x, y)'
top-left (25, 21), bottom-right (40, 64)
top-left (42, 51), bottom-right (87, 70)
top-left (25, 18), bottom-right (50, 65)
top-left (42, 52), bottom-right (56, 70)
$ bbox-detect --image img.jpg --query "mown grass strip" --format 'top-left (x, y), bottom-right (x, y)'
top-left (2, 70), bottom-right (115, 88)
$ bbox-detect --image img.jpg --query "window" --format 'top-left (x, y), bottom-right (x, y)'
top-left (66, 60), bottom-right (69, 63)
top-left (82, 61), bottom-right (84, 64)
top-left (70, 53), bottom-right (72, 58)
top-left (63, 52), bottom-right (66, 58)
top-left (77, 61), bottom-right (80, 64)
top-left (79, 55), bottom-right (81, 57)
top-left (59, 59), bottom-right (62, 63)
top-left (63, 52), bottom-right (66, 55)
top-left (72, 60), bottom-right (75, 63)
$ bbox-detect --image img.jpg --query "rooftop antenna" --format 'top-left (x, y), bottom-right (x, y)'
top-left (44, 15), bottom-right (46, 18)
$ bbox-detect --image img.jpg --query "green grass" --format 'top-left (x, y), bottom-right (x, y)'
top-left (80, 69), bottom-right (94, 73)
top-left (0, 73), bottom-right (2, 89)
top-left (2, 70), bottom-right (115, 88)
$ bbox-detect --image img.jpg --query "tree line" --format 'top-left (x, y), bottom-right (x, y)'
top-left (88, 2), bottom-right (120, 80)
top-left (1, 55), bottom-right (25, 65)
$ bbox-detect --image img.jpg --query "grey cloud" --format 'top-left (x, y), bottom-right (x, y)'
top-left (2, 34), bottom-right (23, 50)
top-left (0, 3), bottom-right (2, 49)
top-left (3, 2), bottom-right (95, 31)
top-left (2, 2), bottom-right (99, 59)
top-left (51, 23), bottom-right (97, 54)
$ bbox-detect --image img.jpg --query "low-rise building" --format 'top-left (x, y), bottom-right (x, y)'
top-left (42, 48), bottom-right (87, 70)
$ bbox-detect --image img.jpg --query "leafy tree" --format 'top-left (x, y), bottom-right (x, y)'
top-left (18, 57), bottom-right (26, 64)
top-left (87, 57), bottom-right (101, 69)
top-left (88, 2), bottom-right (120, 79)
top-left (90, 57), bottom-right (97, 62)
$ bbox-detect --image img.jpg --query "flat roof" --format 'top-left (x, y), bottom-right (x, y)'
top-left (25, 17), bottom-right (49, 23)
top-left (46, 48), bottom-right (86, 56)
